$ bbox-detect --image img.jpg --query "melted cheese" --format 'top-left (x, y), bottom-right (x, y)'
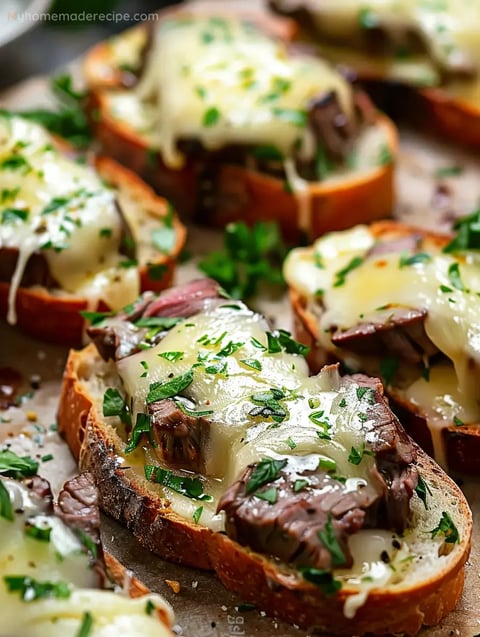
top-left (0, 115), bottom-right (140, 323)
top-left (284, 225), bottom-right (480, 465)
top-left (117, 300), bottom-right (388, 530)
top-left (133, 15), bottom-right (352, 169)
top-left (0, 477), bottom-right (173, 636)
top-left (110, 299), bottom-right (464, 618)
top-left (278, 0), bottom-right (480, 76)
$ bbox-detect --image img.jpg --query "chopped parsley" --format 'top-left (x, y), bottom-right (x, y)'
top-left (144, 466), bottom-right (212, 501)
top-left (453, 415), bottom-right (464, 426)
top-left (102, 388), bottom-right (131, 427)
top-left (240, 358), bottom-right (262, 371)
top-left (0, 480), bottom-right (13, 521)
top-left (203, 106), bottom-right (221, 127)
top-left (398, 252), bottom-right (432, 268)
top-left (300, 567), bottom-right (341, 596)
top-left (255, 486), bottom-right (278, 504)
top-left (41, 196), bottom-right (69, 215)
top-left (434, 165), bottom-right (463, 178)
top-left (266, 329), bottom-right (309, 356)
top-left (193, 505), bottom-right (204, 524)
top-left (447, 262), bottom-right (465, 291)
top-left (318, 515), bottom-right (347, 566)
top-left (1, 208), bottom-right (29, 224)
top-left (77, 611), bottom-right (94, 637)
top-left (158, 351), bottom-right (184, 362)
top-left (430, 511), bottom-right (460, 544)
top-left (415, 474), bottom-right (432, 509)
top-left (348, 443), bottom-right (373, 465)
top-left (146, 369), bottom-right (194, 403)
top-left (125, 413), bottom-right (155, 453)
top-left (3, 575), bottom-right (71, 602)
top-left (271, 107), bottom-right (307, 128)
top-left (25, 522), bottom-right (51, 542)
top-left (443, 208), bottom-right (480, 253)
top-left (293, 479), bottom-right (309, 492)
top-left (245, 457), bottom-right (287, 494)
top-left (0, 450), bottom-right (38, 478)
top-left (198, 221), bottom-right (287, 299)
top-left (333, 256), bottom-right (363, 287)
top-left (248, 389), bottom-right (287, 424)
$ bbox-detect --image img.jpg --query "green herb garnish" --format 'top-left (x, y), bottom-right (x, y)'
top-left (3, 575), bottom-right (71, 602)
top-left (146, 369), bottom-right (194, 403)
top-left (125, 413), bottom-right (154, 453)
top-left (144, 466), bottom-right (212, 501)
top-left (198, 221), bottom-right (287, 299)
top-left (300, 567), bottom-right (342, 596)
top-left (430, 511), bottom-right (460, 544)
top-left (102, 388), bottom-right (131, 427)
top-left (246, 457), bottom-right (287, 494)
top-left (318, 515), bottom-right (347, 566)
top-left (0, 450), bottom-right (38, 478)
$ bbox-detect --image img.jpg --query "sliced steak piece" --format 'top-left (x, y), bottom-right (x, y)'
top-left (218, 377), bottom-right (418, 569)
top-left (89, 279), bottom-right (223, 361)
top-left (331, 306), bottom-right (439, 364)
top-left (346, 374), bottom-right (418, 532)
top-left (367, 234), bottom-right (422, 257)
top-left (24, 475), bottom-right (54, 514)
top-left (143, 277), bottom-right (223, 318)
top-left (55, 472), bottom-right (100, 538)
top-left (308, 91), bottom-right (355, 161)
top-left (149, 398), bottom-right (211, 473)
top-left (218, 460), bottom-right (382, 571)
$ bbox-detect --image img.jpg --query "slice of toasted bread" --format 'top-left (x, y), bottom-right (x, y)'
top-left (81, 4), bottom-right (397, 242)
top-left (0, 114), bottom-right (186, 345)
top-left (0, 462), bottom-right (174, 636)
top-left (285, 220), bottom-right (480, 473)
top-left (57, 283), bottom-right (472, 635)
top-left (269, 0), bottom-right (480, 149)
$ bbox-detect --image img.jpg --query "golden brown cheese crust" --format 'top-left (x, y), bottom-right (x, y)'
top-left (82, 5), bottom-right (397, 242)
top-left (288, 220), bottom-right (480, 474)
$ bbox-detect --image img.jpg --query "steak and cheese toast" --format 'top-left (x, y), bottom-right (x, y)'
top-left (285, 220), bottom-right (480, 473)
top-left (271, 0), bottom-right (480, 148)
top-left (58, 278), bottom-right (472, 635)
top-left (0, 113), bottom-right (186, 345)
top-left (82, 5), bottom-right (397, 242)
top-left (0, 449), bottom-right (174, 636)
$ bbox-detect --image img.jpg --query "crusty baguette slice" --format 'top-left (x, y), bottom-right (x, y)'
top-left (0, 466), bottom-right (174, 636)
top-left (57, 293), bottom-right (472, 635)
top-left (285, 220), bottom-right (480, 473)
top-left (0, 117), bottom-right (186, 346)
top-left (81, 4), bottom-right (397, 242)
top-left (269, 0), bottom-right (480, 149)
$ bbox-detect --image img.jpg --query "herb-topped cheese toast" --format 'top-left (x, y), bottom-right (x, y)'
top-left (82, 4), bottom-right (397, 242)
top-left (0, 449), bottom-right (174, 636)
top-left (0, 113), bottom-right (186, 344)
top-left (58, 278), bottom-right (472, 635)
top-left (285, 219), bottom-right (480, 473)
top-left (271, 0), bottom-right (480, 148)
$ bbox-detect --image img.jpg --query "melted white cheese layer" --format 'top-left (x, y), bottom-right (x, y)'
top-left (280, 0), bottom-right (480, 75)
top-left (125, 15), bottom-right (353, 168)
top-left (0, 115), bottom-right (140, 323)
top-left (284, 225), bottom-right (480, 463)
top-left (111, 299), bottom-right (464, 617)
top-left (0, 477), bottom-right (173, 636)
top-left (117, 301), bottom-right (382, 529)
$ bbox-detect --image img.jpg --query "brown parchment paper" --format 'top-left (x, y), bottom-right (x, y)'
top-left (2, 45), bottom-right (480, 637)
